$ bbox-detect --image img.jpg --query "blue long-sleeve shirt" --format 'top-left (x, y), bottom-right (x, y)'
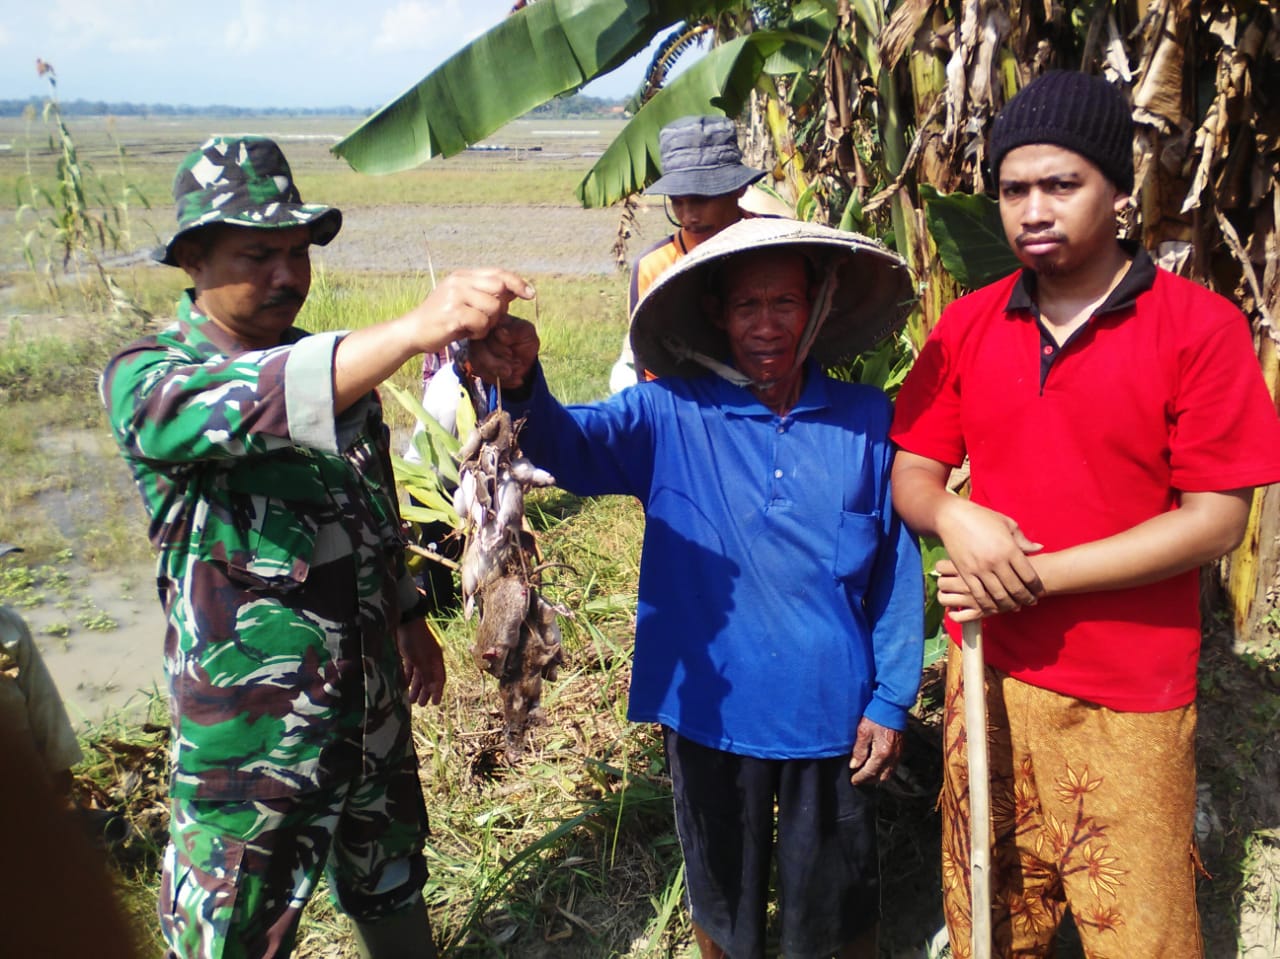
top-left (506, 362), bottom-right (923, 759)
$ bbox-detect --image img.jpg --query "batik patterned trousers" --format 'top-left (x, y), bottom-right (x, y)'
top-left (940, 643), bottom-right (1202, 958)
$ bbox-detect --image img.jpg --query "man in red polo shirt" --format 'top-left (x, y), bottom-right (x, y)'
top-left (891, 70), bottom-right (1280, 957)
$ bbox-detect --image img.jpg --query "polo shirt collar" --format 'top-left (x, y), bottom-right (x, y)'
top-left (715, 359), bottom-right (831, 418)
top-left (1004, 241), bottom-right (1156, 318)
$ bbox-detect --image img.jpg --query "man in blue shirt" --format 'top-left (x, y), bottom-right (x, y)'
top-left (473, 218), bottom-right (923, 959)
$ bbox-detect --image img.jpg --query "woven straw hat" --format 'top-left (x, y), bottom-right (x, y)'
top-left (630, 219), bottom-right (915, 381)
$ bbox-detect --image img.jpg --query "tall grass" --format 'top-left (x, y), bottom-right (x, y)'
top-left (301, 268), bottom-right (628, 428)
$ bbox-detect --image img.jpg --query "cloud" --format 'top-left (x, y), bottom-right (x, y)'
top-left (0, 25), bottom-right (10, 47)
top-left (107, 35), bottom-right (168, 56)
top-left (224, 0), bottom-right (272, 54)
top-left (44, 0), bottom-right (172, 56)
top-left (373, 0), bottom-right (477, 53)
top-left (222, 0), bottom-right (391, 58)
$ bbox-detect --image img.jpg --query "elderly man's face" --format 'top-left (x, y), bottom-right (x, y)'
top-left (716, 251), bottom-right (811, 385)
top-left (176, 224), bottom-right (313, 349)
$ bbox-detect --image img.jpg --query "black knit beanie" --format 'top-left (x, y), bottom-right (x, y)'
top-left (988, 71), bottom-right (1134, 193)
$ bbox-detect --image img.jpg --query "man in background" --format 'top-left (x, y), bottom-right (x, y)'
top-left (608, 114), bottom-right (769, 392)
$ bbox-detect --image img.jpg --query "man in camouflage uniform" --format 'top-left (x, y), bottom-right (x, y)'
top-left (101, 136), bottom-right (534, 959)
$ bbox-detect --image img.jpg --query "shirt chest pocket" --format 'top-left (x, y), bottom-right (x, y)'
top-left (833, 510), bottom-right (881, 594)
top-left (207, 460), bottom-right (332, 589)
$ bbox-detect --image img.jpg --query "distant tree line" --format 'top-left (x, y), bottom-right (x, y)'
top-left (528, 93), bottom-right (628, 118)
top-left (0, 98), bottom-right (371, 118)
top-left (0, 93), bottom-right (627, 120)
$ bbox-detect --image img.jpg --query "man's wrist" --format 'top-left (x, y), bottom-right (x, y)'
top-left (931, 494), bottom-right (970, 545)
top-left (399, 591), bottom-right (433, 624)
top-left (1027, 551), bottom-right (1056, 598)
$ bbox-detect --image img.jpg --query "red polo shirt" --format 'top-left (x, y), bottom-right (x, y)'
top-left (892, 249), bottom-right (1280, 710)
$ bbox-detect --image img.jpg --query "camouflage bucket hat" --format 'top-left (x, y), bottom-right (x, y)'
top-left (155, 135), bottom-right (342, 266)
top-left (631, 219), bottom-right (915, 380)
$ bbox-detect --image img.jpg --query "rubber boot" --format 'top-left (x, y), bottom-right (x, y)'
top-left (351, 899), bottom-right (438, 959)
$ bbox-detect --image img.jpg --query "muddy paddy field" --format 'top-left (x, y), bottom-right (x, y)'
top-left (1, 114), bottom-right (1277, 957)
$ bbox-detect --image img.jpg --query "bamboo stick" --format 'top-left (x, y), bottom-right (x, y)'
top-left (962, 618), bottom-right (992, 959)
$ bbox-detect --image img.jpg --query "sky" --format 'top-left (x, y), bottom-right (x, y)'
top-left (0, 0), bottom-right (652, 109)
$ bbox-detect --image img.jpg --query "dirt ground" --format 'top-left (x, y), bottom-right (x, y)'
top-left (312, 203), bottom-right (634, 276)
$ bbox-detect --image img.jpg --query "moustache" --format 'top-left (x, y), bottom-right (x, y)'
top-left (1015, 231), bottom-right (1066, 249)
top-left (262, 289), bottom-right (305, 309)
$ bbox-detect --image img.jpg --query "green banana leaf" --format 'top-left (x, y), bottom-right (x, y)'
top-left (384, 382), bottom-right (462, 486)
top-left (920, 185), bottom-right (1021, 289)
top-left (402, 499), bottom-right (460, 527)
top-left (574, 31), bottom-right (788, 207)
top-left (333, 0), bottom-right (729, 174)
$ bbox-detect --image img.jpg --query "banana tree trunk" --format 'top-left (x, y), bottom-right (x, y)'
top-left (1224, 330), bottom-right (1280, 647)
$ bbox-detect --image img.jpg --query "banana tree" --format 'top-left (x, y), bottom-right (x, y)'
top-left (333, 0), bottom-right (724, 174)
top-left (337, 0), bottom-right (1280, 647)
top-left (333, 0), bottom-right (840, 206)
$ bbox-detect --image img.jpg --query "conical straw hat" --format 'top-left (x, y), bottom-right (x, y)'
top-left (631, 218), bottom-right (915, 380)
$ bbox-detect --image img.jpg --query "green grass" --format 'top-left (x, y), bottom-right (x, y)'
top-left (0, 319), bottom-right (121, 398)
top-left (2, 158), bottom-right (593, 219)
top-left (300, 268), bottom-right (628, 432)
top-left (305, 164), bottom-right (591, 208)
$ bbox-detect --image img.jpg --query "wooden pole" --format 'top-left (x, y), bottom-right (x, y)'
top-left (962, 619), bottom-right (992, 959)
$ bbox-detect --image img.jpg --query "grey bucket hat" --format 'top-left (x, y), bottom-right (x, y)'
top-left (631, 219), bottom-right (915, 380)
top-left (645, 116), bottom-right (768, 198)
top-left (155, 135), bottom-right (342, 266)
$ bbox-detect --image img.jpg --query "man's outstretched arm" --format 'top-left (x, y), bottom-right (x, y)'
top-left (332, 269), bottom-right (535, 414)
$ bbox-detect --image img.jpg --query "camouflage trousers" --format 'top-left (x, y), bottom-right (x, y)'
top-left (160, 764), bottom-right (429, 959)
top-left (940, 643), bottom-right (1201, 958)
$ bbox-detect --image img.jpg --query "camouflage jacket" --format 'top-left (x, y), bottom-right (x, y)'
top-left (101, 292), bottom-right (419, 801)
